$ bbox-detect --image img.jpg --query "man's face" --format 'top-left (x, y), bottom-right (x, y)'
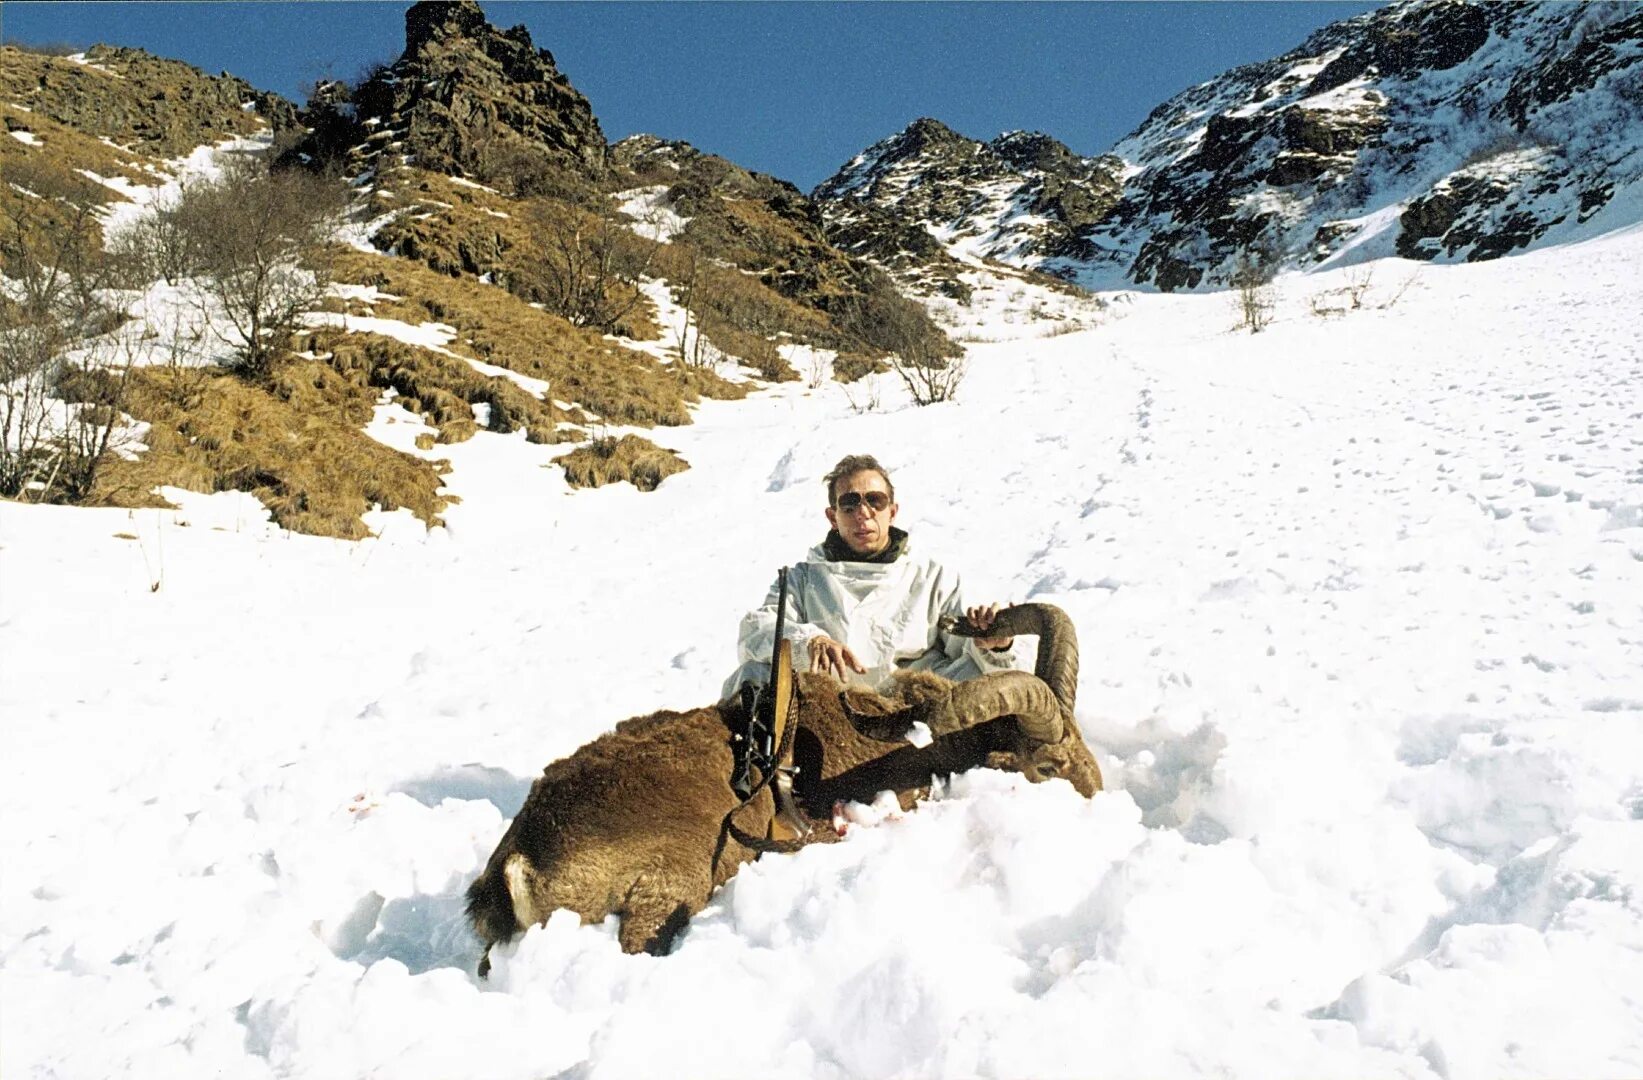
top-left (825, 470), bottom-right (898, 556)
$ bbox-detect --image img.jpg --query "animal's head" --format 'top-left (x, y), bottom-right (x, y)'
top-left (991, 725), bottom-right (1102, 797)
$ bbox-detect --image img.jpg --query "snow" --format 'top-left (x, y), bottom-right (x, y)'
top-left (63, 52), bottom-right (122, 78)
top-left (613, 185), bottom-right (689, 242)
top-left (2, 222), bottom-right (1642, 1079)
top-left (98, 137), bottom-right (270, 239)
top-left (8, 129), bottom-right (41, 146)
top-left (445, 176), bottom-right (500, 194)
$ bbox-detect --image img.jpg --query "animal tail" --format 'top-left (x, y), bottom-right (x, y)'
top-left (466, 848), bottom-right (536, 977)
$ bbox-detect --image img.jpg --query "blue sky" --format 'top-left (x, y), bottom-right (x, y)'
top-left (5, 2), bottom-right (1382, 190)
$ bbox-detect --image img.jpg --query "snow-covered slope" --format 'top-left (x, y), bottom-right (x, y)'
top-left (4, 219), bottom-right (1641, 1076)
top-left (817, 0), bottom-right (1643, 292)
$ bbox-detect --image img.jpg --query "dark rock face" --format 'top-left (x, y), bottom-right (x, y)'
top-left (346, 0), bottom-right (606, 178)
top-left (814, 119), bottom-right (1123, 294)
top-left (1499, 8), bottom-right (1643, 127)
top-left (815, 0), bottom-right (1643, 292)
top-left (1309, 1), bottom-right (1491, 94)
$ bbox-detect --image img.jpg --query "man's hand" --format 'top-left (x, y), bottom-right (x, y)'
top-left (808, 635), bottom-right (867, 678)
top-left (966, 604), bottom-right (1014, 651)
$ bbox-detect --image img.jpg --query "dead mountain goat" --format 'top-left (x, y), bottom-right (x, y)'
top-left (466, 603), bottom-right (1100, 971)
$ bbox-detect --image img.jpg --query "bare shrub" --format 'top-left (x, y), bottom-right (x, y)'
top-left (841, 376), bottom-right (882, 414)
top-left (1344, 267), bottom-right (1374, 309)
top-left (514, 201), bottom-right (660, 336)
top-left (478, 142), bottom-right (593, 202)
top-left (1378, 270), bottom-right (1422, 309)
top-left (0, 162), bottom-right (134, 502)
top-left (170, 155), bottom-right (345, 380)
top-left (109, 192), bottom-right (199, 286)
top-left (649, 243), bottom-right (803, 380)
top-left (832, 279), bottom-right (966, 405)
top-left (1229, 249), bottom-right (1277, 334)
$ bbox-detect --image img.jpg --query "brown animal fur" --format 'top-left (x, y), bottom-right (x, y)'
top-left (467, 603), bottom-right (1099, 973)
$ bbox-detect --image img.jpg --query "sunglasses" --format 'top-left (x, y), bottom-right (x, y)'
top-left (836, 491), bottom-right (892, 513)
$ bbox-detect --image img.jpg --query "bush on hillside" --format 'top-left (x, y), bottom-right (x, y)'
top-left (555, 434), bottom-right (688, 492)
top-left (510, 200), bottom-right (660, 336)
top-left (162, 156), bottom-right (348, 379)
top-left (0, 161), bottom-right (136, 503)
top-left (829, 275), bottom-right (966, 404)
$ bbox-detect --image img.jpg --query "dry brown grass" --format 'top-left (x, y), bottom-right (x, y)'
top-left (555, 434), bottom-right (688, 492)
top-left (332, 247), bottom-right (746, 427)
top-left (372, 168), bottom-right (662, 342)
top-left (98, 360), bottom-right (449, 539)
top-left (372, 169), bottom-right (527, 271)
top-left (0, 102), bottom-right (152, 193)
top-left (0, 45), bottom-right (268, 157)
top-left (308, 327), bottom-right (568, 445)
top-left (0, 104), bottom-right (150, 267)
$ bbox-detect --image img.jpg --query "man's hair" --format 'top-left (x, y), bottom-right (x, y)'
top-left (824, 453), bottom-right (894, 507)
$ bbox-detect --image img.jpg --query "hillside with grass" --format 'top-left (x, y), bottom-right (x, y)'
top-left (2, 1), bottom-right (963, 539)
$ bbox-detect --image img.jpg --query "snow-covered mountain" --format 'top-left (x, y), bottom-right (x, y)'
top-left (816, 0), bottom-right (1643, 291)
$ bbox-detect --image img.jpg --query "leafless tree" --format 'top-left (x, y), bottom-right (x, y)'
top-left (109, 192), bottom-right (200, 287)
top-left (173, 155), bottom-right (344, 380)
top-left (834, 285), bottom-right (966, 406)
top-left (0, 165), bottom-right (133, 502)
top-left (521, 203), bottom-right (661, 336)
top-left (1230, 249), bottom-right (1277, 334)
top-left (668, 245), bottom-right (723, 370)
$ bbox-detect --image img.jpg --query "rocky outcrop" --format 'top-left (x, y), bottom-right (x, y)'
top-left (815, 0), bottom-right (1643, 292)
top-left (609, 133), bottom-right (954, 320)
top-left (345, 0), bottom-right (605, 179)
top-left (814, 119), bottom-right (1123, 292)
top-left (1307, 0), bottom-right (1491, 94)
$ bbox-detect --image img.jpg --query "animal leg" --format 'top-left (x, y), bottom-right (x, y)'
top-left (617, 870), bottom-right (703, 955)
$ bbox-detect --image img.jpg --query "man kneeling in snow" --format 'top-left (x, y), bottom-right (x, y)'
top-left (722, 453), bottom-right (1017, 698)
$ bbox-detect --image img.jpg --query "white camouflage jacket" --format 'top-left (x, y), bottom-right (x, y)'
top-left (721, 536), bottom-right (1018, 698)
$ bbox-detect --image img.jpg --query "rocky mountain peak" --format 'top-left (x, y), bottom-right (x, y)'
top-left (817, 0), bottom-right (1643, 293)
top-left (404, 0), bottom-right (491, 55)
top-left (896, 117), bottom-right (973, 153)
top-left (339, 0), bottom-right (605, 178)
top-left (405, 0), bottom-right (492, 53)
top-left (989, 131), bottom-right (1078, 172)
top-left (813, 116), bottom-right (1123, 293)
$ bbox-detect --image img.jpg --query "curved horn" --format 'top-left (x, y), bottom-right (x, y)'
top-left (842, 670), bottom-right (1063, 746)
top-left (940, 670), bottom-right (1063, 744)
top-left (942, 602), bottom-right (1079, 725)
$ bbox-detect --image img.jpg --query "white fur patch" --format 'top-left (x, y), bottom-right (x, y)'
top-left (503, 852), bottom-right (538, 930)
